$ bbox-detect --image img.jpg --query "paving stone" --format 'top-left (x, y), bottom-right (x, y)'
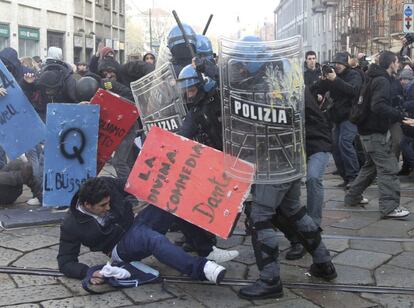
top-left (138, 298), bottom-right (206, 308)
top-left (280, 251), bottom-right (314, 268)
top-left (281, 264), bottom-right (311, 283)
top-left (233, 245), bottom-right (256, 265)
top-left (350, 239), bottom-right (403, 255)
top-left (224, 261), bottom-right (247, 279)
top-left (0, 273), bottom-right (16, 290)
top-left (123, 283), bottom-right (174, 304)
top-left (333, 249), bottom-right (391, 269)
top-left (12, 248), bottom-right (59, 269)
top-left (375, 264), bottom-right (414, 287)
top-left (0, 247), bottom-right (23, 266)
top-left (331, 217), bottom-right (377, 230)
top-left (0, 285), bottom-right (72, 306)
top-left (255, 298), bottom-right (320, 308)
top-left (250, 287), bottom-right (299, 306)
top-left (3, 226), bottom-right (60, 238)
top-left (151, 284), bottom-right (206, 307)
top-left (358, 220), bottom-right (414, 238)
top-left (402, 242), bottom-right (414, 251)
top-left (171, 284), bottom-right (251, 308)
top-left (387, 252), bottom-right (414, 270)
top-left (361, 293), bottom-right (414, 308)
top-left (292, 289), bottom-right (377, 308)
top-left (323, 238), bottom-right (349, 252)
top-left (141, 255), bottom-right (182, 276)
top-left (57, 276), bottom-right (114, 296)
top-left (11, 274), bottom-right (58, 288)
top-left (329, 264), bottom-right (374, 285)
top-left (2, 305), bottom-right (40, 308)
top-left (322, 226), bottom-right (359, 237)
top-left (78, 251), bottom-right (110, 266)
top-left (0, 235), bottom-right (59, 252)
top-left (216, 236), bottom-right (244, 249)
top-left (41, 291), bottom-right (132, 308)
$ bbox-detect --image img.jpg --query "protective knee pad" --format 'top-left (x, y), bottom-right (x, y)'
top-left (286, 207), bottom-right (322, 254)
top-left (250, 219), bottom-right (279, 271)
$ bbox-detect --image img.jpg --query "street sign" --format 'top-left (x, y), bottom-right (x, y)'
top-left (125, 127), bottom-right (255, 239)
top-left (404, 4), bottom-right (414, 33)
top-left (43, 104), bottom-right (99, 207)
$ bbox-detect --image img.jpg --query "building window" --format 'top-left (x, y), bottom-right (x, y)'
top-left (0, 24), bottom-right (10, 51)
top-left (18, 26), bottom-right (40, 57)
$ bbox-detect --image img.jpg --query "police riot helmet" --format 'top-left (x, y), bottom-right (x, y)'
top-left (176, 64), bottom-right (201, 90)
top-left (76, 76), bottom-right (99, 102)
top-left (167, 24), bottom-right (197, 51)
top-left (195, 34), bottom-right (213, 59)
top-left (239, 35), bottom-right (267, 74)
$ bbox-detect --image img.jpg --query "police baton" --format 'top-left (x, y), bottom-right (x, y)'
top-left (202, 14), bottom-right (214, 35)
top-left (172, 10), bottom-right (196, 58)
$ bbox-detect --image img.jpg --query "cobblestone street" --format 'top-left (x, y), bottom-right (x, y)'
top-left (1, 165), bottom-right (414, 307)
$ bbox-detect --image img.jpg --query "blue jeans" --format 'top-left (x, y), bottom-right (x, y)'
top-left (116, 205), bottom-right (207, 280)
top-left (306, 152), bottom-right (330, 226)
top-left (0, 146), bottom-right (7, 169)
top-left (400, 136), bottom-right (414, 169)
top-left (332, 120), bottom-right (360, 181)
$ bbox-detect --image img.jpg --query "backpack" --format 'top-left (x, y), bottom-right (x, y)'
top-left (81, 261), bottom-right (160, 294)
top-left (349, 77), bottom-right (373, 125)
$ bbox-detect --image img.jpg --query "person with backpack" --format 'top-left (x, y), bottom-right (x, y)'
top-left (345, 51), bottom-right (412, 218)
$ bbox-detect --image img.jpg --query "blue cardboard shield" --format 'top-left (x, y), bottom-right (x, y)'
top-left (43, 103), bottom-right (100, 207)
top-left (0, 60), bottom-right (46, 159)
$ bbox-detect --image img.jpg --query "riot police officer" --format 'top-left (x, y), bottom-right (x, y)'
top-left (218, 35), bottom-right (337, 300)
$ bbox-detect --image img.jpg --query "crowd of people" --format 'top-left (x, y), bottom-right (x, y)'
top-left (1, 24), bottom-right (414, 301)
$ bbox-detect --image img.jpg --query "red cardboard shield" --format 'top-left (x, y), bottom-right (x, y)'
top-left (91, 89), bottom-right (139, 172)
top-left (125, 127), bottom-right (255, 239)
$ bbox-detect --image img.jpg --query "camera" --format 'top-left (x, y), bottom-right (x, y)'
top-left (404, 33), bottom-right (414, 46)
top-left (321, 63), bottom-right (335, 77)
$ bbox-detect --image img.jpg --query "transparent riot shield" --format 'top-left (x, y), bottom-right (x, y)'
top-left (219, 36), bottom-right (305, 184)
top-left (131, 62), bottom-right (187, 134)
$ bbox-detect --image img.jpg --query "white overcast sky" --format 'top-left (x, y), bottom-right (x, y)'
top-left (127, 0), bottom-right (280, 37)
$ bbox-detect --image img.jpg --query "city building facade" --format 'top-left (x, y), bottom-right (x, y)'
top-left (275, 0), bottom-right (408, 60)
top-left (0, 0), bottom-right (126, 64)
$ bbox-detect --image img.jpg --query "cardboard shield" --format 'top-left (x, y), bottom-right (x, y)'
top-left (125, 127), bottom-right (254, 239)
top-left (0, 60), bottom-right (46, 159)
top-left (90, 89), bottom-right (139, 172)
top-left (43, 104), bottom-right (100, 207)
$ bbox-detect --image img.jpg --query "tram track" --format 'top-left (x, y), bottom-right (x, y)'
top-left (0, 266), bottom-right (413, 295)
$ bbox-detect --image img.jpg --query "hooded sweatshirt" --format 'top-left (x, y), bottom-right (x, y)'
top-left (357, 64), bottom-right (404, 135)
top-left (0, 47), bottom-right (32, 83)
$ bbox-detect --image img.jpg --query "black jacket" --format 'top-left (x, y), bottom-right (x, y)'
top-left (316, 67), bottom-right (362, 123)
top-left (304, 63), bottom-right (321, 87)
top-left (305, 87), bottom-right (332, 157)
top-left (57, 177), bottom-right (135, 279)
top-left (358, 64), bottom-right (404, 135)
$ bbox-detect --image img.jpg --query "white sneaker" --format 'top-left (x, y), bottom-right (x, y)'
top-left (203, 261), bottom-right (226, 284)
top-left (384, 207), bottom-right (410, 219)
top-left (27, 197), bottom-right (41, 206)
top-left (359, 197), bottom-right (369, 205)
top-left (206, 246), bottom-right (239, 263)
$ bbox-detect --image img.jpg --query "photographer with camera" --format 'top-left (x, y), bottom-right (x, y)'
top-left (315, 52), bottom-right (363, 188)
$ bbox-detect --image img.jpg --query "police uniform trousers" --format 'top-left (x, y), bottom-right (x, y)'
top-left (250, 179), bottom-right (331, 280)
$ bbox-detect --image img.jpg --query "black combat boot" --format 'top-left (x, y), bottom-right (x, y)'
top-left (309, 261), bottom-right (337, 280)
top-left (285, 243), bottom-right (306, 260)
top-left (238, 278), bottom-right (283, 300)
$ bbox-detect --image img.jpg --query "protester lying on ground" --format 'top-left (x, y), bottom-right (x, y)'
top-left (57, 177), bottom-right (227, 285)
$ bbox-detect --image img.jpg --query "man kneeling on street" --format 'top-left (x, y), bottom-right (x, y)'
top-left (57, 177), bottom-right (226, 284)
